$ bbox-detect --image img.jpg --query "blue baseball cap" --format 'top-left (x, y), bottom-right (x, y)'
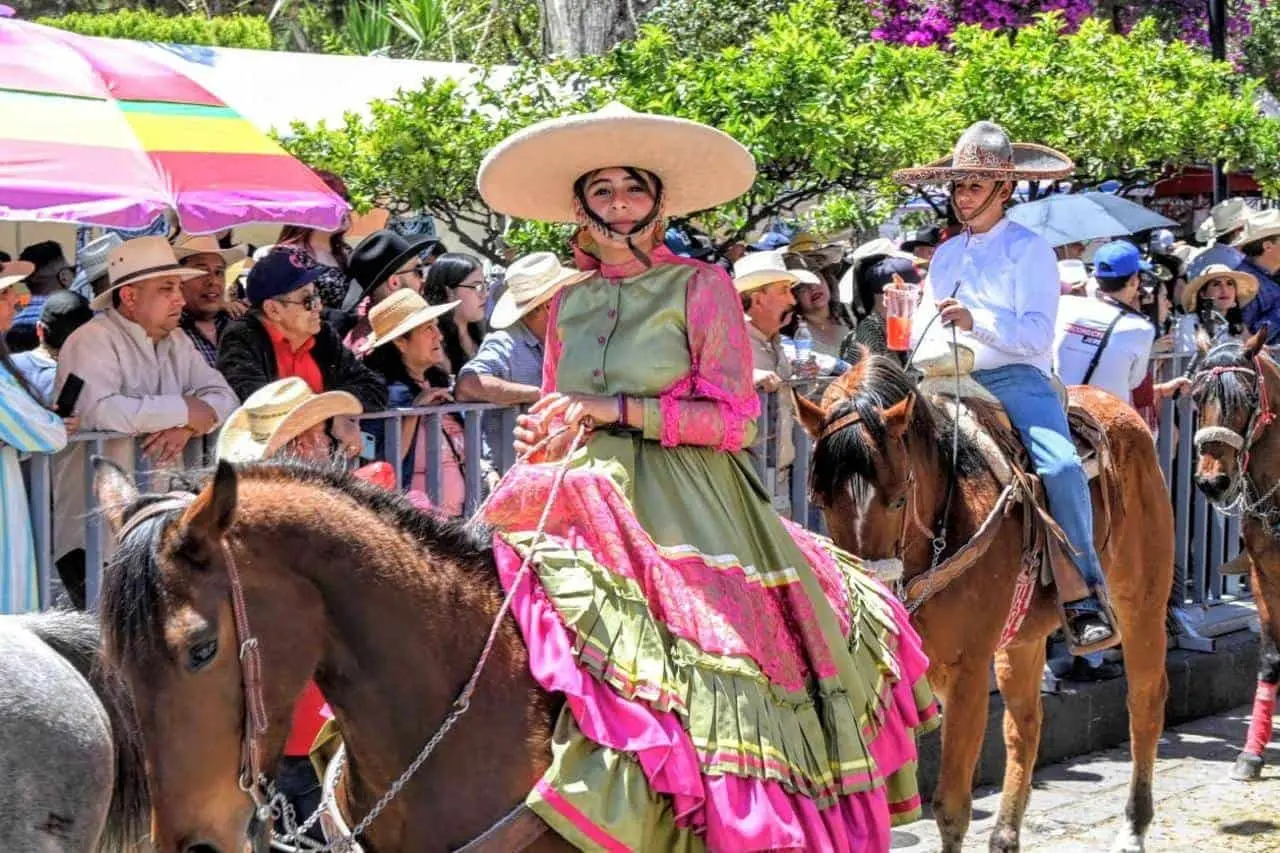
top-left (246, 249), bottom-right (326, 304)
top-left (1092, 241), bottom-right (1151, 280)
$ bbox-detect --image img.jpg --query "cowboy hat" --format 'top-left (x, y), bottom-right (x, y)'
top-left (1231, 209), bottom-right (1280, 249)
top-left (349, 229), bottom-right (439, 302)
top-left (786, 231), bottom-right (844, 267)
top-left (361, 289), bottom-right (460, 352)
top-left (92, 236), bottom-right (202, 311)
top-left (893, 121), bottom-right (1074, 184)
top-left (217, 377), bottom-right (362, 463)
top-left (490, 252), bottom-right (591, 331)
top-left (1196, 198), bottom-right (1249, 245)
top-left (172, 233), bottom-right (248, 266)
top-left (1181, 264), bottom-right (1259, 313)
top-left (0, 261), bottom-right (33, 295)
top-left (733, 250), bottom-right (819, 295)
top-left (71, 233), bottom-right (123, 296)
top-left (900, 224), bottom-right (943, 253)
top-left (477, 102), bottom-right (756, 224)
top-left (837, 238), bottom-right (919, 305)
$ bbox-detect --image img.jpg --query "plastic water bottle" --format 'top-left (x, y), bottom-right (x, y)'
top-left (794, 320), bottom-right (815, 366)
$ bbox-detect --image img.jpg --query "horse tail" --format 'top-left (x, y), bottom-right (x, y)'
top-left (21, 610), bottom-right (150, 851)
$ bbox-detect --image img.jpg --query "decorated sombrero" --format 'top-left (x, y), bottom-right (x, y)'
top-left (893, 121), bottom-right (1074, 185)
top-left (477, 102), bottom-right (757, 224)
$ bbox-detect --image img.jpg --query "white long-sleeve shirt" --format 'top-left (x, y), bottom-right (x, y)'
top-left (911, 219), bottom-right (1060, 376)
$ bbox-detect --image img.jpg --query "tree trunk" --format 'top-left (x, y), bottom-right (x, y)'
top-left (539, 0), bottom-right (662, 57)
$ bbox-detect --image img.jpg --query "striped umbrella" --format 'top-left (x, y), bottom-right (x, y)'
top-left (0, 17), bottom-right (348, 234)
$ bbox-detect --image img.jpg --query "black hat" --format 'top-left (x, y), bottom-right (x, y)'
top-left (39, 290), bottom-right (93, 349)
top-left (350, 230), bottom-right (439, 301)
top-left (900, 225), bottom-right (943, 252)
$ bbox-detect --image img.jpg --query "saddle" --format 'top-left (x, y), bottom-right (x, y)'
top-left (911, 344), bottom-right (1121, 656)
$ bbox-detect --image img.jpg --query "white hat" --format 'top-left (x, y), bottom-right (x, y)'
top-left (837, 237), bottom-right (919, 305)
top-left (1197, 198), bottom-right (1249, 245)
top-left (0, 260), bottom-right (33, 294)
top-left (360, 289), bottom-right (460, 353)
top-left (477, 102), bottom-right (756, 224)
top-left (489, 252), bottom-right (590, 330)
top-left (74, 233), bottom-right (124, 288)
top-left (1232, 208), bottom-right (1280, 249)
top-left (732, 250), bottom-right (818, 295)
top-left (172, 233), bottom-right (248, 265)
top-left (92, 236), bottom-right (202, 311)
top-left (217, 378), bottom-right (362, 463)
top-left (1058, 258), bottom-right (1088, 287)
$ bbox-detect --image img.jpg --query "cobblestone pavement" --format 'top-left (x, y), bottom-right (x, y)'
top-left (893, 705), bottom-right (1280, 852)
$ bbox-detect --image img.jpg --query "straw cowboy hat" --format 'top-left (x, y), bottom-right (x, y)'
top-left (489, 252), bottom-right (591, 330)
top-left (893, 121), bottom-right (1074, 184)
top-left (92, 236), bottom-right (202, 310)
top-left (1231, 209), bottom-right (1280, 249)
top-left (477, 102), bottom-right (757, 224)
top-left (1197, 198), bottom-right (1250, 245)
top-left (0, 261), bottom-right (33, 295)
top-left (1181, 264), bottom-right (1259, 313)
top-left (733, 250), bottom-right (819, 295)
top-left (171, 233), bottom-right (247, 266)
top-left (361, 288), bottom-right (460, 352)
top-left (786, 231), bottom-right (844, 267)
top-left (217, 377), bottom-right (362, 463)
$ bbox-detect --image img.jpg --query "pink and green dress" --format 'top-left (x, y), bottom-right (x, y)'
top-left (483, 246), bottom-right (938, 852)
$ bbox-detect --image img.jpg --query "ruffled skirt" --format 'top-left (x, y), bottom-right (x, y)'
top-left (483, 432), bottom-right (938, 852)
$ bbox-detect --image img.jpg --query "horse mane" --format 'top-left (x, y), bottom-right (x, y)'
top-left (21, 610), bottom-right (149, 852)
top-left (811, 354), bottom-right (984, 502)
top-left (1192, 340), bottom-right (1259, 416)
top-left (100, 458), bottom-right (495, 675)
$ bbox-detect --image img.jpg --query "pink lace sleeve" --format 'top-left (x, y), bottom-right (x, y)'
top-left (540, 290), bottom-right (565, 395)
top-left (642, 262), bottom-right (761, 451)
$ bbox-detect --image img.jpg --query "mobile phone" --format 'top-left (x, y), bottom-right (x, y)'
top-left (54, 374), bottom-right (85, 417)
top-left (360, 431), bottom-right (378, 461)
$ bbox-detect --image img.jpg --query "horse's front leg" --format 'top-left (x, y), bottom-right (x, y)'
top-left (988, 639), bottom-right (1045, 853)
top-left (1233, 558), bottom-right (1280, 781)
top-left (933, 659), bottom-right (992, 853)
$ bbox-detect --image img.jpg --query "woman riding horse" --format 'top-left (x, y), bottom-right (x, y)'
top-left (893, 121), bottom-right (1116, 653)
top-left (475, 102), bottom-right (938, 851)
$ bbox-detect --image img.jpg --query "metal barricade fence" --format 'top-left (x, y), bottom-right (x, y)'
top-left (18, 368), bottom-right (1250, 622)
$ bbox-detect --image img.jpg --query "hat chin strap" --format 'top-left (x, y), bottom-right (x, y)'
top-left (950, 182), bottom-right (1008, 229)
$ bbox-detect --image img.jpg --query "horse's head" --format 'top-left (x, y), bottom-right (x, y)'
top-left (95, 460), bottom-right (278, 853)
top-left (797, 354), bottom-right (979, 574)
top-left (1190, 329), bottom-right (1279, 506)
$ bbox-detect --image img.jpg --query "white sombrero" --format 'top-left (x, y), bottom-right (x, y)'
top-left (217, 377), bottom-right (362, 463)
top-left (477, 102), bottom-right (757, 224)
top-left (489, 252), bottom-right (590, 330)
top-left (92, 236), bottom-right (202, 310)
top-left (733, 250), bottom-right (819, 295)
top-left (0, 261), bottom-right (33, 295)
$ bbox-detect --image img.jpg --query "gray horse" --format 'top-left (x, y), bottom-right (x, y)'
top-left (0, 610), bottom-right (149, 852)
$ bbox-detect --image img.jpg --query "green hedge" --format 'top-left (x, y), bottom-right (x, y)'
top-left (35, 10), bottom-right (274, 50)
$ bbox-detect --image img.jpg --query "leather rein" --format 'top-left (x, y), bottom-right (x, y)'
top-left (1192, 355), bottom-right (1279, 515)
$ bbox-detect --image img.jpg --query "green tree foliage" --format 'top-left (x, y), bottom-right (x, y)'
top-left (280, 1), bottom-right (1280, 259)
top-left (35, 9), bottom-right (275, 49)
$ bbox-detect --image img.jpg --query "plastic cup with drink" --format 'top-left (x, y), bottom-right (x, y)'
top-left (884, 275), bottom-right (920, 352)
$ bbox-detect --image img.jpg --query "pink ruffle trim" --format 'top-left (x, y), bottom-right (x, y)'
top-left (496, 536), bottom-right (935, 852)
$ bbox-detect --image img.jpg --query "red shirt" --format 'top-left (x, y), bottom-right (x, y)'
top-left (264, 319), bottom-right (324, 393)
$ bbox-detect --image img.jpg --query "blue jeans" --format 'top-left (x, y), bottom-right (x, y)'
top-left (972, 364), bottom-right (1105, 608)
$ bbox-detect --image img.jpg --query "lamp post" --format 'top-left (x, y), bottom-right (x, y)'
top-left (1209, 0), bottom-right (1228, 203)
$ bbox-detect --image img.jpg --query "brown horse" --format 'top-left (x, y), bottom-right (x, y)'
top-left (93, 459), bottom-right (572, 853)
top-left (794, 354), bottom-right (1173, 853)
top-left (1188, 330), bottom-right (1280, 782)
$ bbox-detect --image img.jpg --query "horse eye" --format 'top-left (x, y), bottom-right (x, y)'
top-left (889, 496), bottom-right (907, 510)
top-left (187, 638), bottom-right (218, 672)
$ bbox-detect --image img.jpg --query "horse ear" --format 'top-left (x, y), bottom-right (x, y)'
top-left (186, 460), bottom-right (238, 540)
top-left (1245, 325), bottom-right (1269, 360)
top-left (881, 393), bottom-right (916, 440)
top-left (93, 457), bottom-right (139, 534)
top-left (793, 389), bottom-right (827, 440)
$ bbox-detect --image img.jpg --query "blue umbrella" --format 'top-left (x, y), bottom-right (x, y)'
top-left (1006, 192), bottom-right (1176, 248)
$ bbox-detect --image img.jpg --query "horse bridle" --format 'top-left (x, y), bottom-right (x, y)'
top-left (1192, 357), bottom-right (1278, 508)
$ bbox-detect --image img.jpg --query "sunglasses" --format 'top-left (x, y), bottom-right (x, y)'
top-left (274, 293), bottom-right (321, 311)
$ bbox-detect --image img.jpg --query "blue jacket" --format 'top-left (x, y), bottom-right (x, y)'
top-left (1239, 257), bottom-right (1280, 345)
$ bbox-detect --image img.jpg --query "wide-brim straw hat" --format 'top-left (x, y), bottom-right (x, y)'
top-left (92, 235), bottom-right (202, 310)
top-left (217, 377), bottom-right (362, 463)
top-left (733, 250), bottom-right (819, 295)
top-left (1197, 198), bottom-right (1249, 245)
top-left (893, 121), bottom-right (1074, 184)
top-left (786, 231), bottom-right (844, 267)
top-left (1231, 208), bottom-right (1280, 249)
top-left (477, 102), bottom-right (757, 223)
top-left (1182, 264), bottom-right (1259, 313)
top-left (362, 288), bottom-right (460, 352)
top-left (490, 252), bottom-right (591, 330)
top-left (0, 261), bottom-right (34, 295)
top-left (172, 233), bottom-right (248, 266)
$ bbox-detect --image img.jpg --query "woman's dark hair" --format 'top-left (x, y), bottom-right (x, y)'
top-left (278, 169), bottom-right (352, 272)
top-left (363, 340), bottom-right (451, 392)
top-left (858, 256), bottom-right (920, 316)
top-left (424, 253), bottom-right (485, 375)
top-left (0, 336), bottom-right (43, 404)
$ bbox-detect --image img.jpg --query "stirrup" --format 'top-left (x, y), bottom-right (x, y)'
top-left (1058, 589), bottom-right (1122, 657)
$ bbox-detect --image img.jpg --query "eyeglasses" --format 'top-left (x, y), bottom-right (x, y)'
top-left (455, 279), bottom-right (488, 294)
top-left (273, 294), bottom-right (321, 311)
